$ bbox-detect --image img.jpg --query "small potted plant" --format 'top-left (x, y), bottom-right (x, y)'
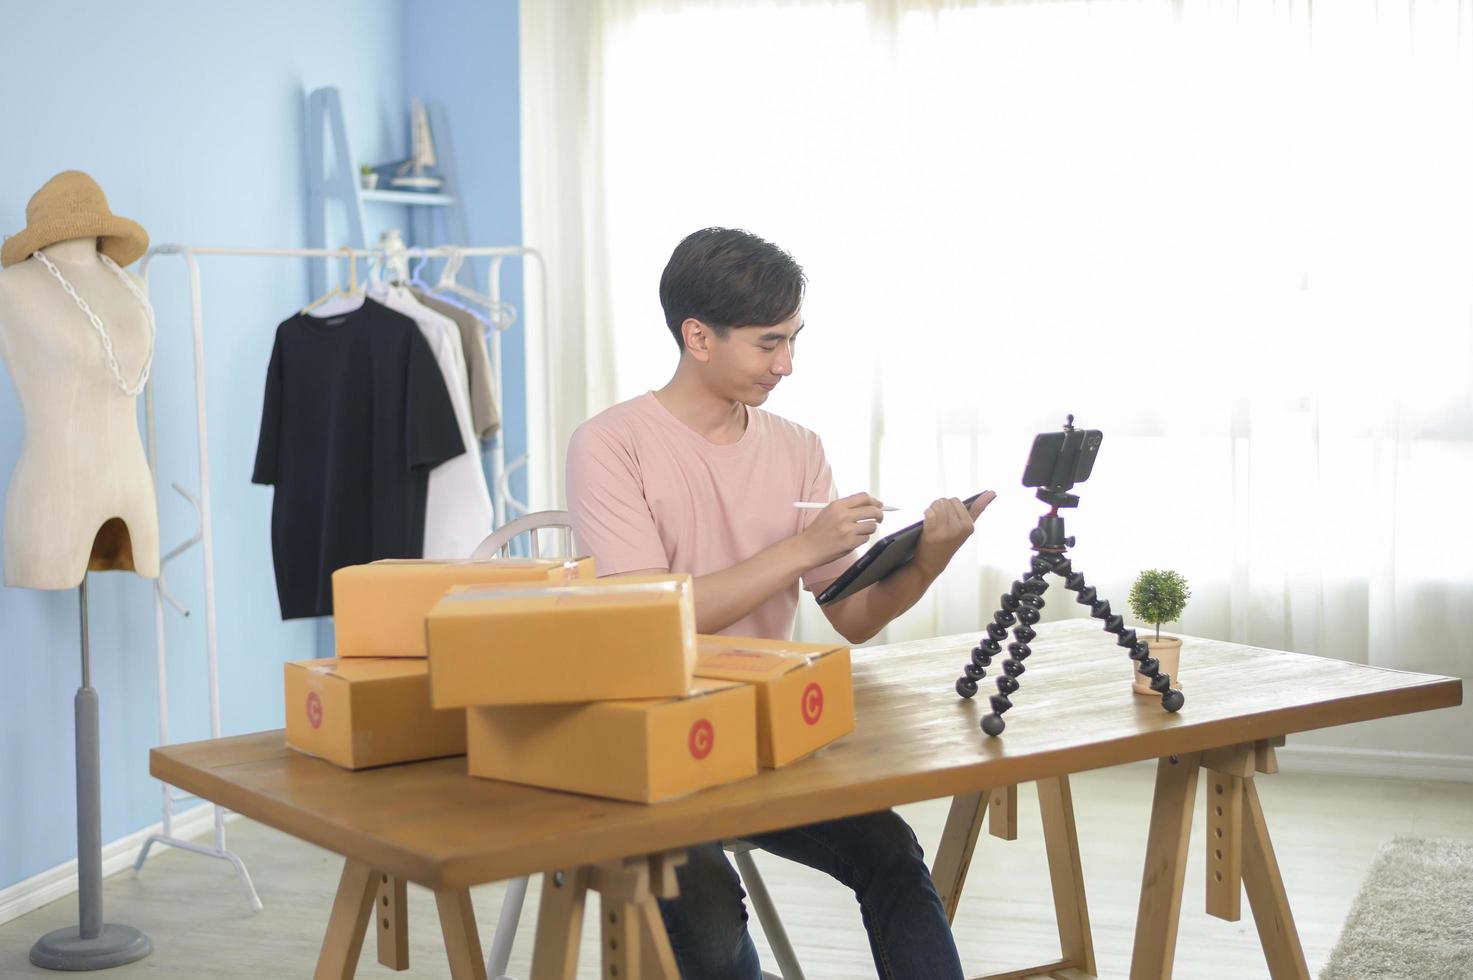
top-left (1126, 569), bottom-right (1190, 695)
top-left (359, 163), bottom-right (378, 190)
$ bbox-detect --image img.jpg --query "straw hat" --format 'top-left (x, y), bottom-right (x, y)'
top-left (2, 170), bottom-right (148, 269)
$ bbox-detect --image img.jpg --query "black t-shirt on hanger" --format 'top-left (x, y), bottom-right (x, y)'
top-left (252, 298), bottom-right (464, 619)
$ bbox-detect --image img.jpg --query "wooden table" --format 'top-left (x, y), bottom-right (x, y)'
top-left (151, 619), bottom-right (1461, 980)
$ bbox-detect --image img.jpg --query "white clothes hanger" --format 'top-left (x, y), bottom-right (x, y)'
top-left (432, 248), bottom-right (518, 331)
top-left (301, 246), bottom-right (364, 313)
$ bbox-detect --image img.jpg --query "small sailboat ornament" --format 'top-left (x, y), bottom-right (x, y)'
top-left (388, 99), bottom-right (443, 192)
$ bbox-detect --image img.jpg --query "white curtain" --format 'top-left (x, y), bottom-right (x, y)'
top-left (519, 0), bottom-right (619, 511)
top-left (522, 0), bottom-right (1473, 755)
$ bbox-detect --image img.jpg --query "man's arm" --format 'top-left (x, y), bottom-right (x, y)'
top-left (819, 492), bottom-right (996, 644)
top-left (618, 492), bottom-right (886, 634)
top-left (817, 560), bottom-right (936, 645)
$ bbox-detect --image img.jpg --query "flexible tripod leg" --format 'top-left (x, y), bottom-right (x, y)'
top-left (957, 552), bottom-right (1183, 735)
top-left (1058, 559), bottom-right (1185, 713)
top-left (956, 554), bottom-right (1055, 736)
top-left (955, 556), bottom-right (1050, 698)
top-left (980, 553), bottom-right (1055, 735)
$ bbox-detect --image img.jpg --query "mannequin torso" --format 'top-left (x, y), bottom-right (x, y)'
top-left (0, 236), bottom-right (159, 588)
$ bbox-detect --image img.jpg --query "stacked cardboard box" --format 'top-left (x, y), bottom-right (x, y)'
top-left (283, 557), bottom-right (594, 770)
top-left (461, 675), bottom-right (758, 803)
top-left (283, 656), bottom-right (466, 770)
top-left (286, 560), bottom-right (858, 805)
top-left (425, 574), bottom-right (698, 706)
top-left (429, 573), bottom-right (759, 803)
top-left (333, 557), bottom-right (596, 659)
top-left (693, 635), bottom-right (856, 769)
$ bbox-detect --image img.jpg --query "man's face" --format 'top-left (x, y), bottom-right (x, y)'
top-left (696, 311), bottom-right (803, 407)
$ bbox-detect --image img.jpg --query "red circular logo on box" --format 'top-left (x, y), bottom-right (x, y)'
top-left (802, 682), bottom-right (824, 726)
top-left (306, 691), bottom-right (323, 729)
top-left (688, 719), bottom-right (714, 759)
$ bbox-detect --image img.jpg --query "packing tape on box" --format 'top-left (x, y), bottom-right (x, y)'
top-left (442, 579), bottom-right (686, 604)
top-left (700, 643), bottom-right (818, 668)
top-left (374, 557), bottom-right (564, 567)
top-left (438, 578), bottom-right (697, 658)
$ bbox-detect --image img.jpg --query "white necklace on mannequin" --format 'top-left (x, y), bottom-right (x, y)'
top-left (33, 248), bottom-right (156, 397)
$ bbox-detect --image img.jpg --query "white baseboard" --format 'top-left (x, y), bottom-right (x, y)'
top-left (0, 803), bottom-right (231, 927)
top-left (1276, 744), bottom-right (1473, 783)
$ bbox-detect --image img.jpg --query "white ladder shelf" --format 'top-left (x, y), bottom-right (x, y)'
top-left (305, 85), bottom-right (470, 296)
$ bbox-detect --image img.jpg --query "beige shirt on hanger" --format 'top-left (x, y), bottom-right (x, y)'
top-left (411, 288), bottom-right (501, 440)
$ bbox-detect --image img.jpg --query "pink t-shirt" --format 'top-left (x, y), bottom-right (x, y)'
top-left (565, 392), bottom-right (854, 640)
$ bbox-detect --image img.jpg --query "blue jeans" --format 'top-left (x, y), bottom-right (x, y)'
top-left (656, 810), bottom-right (965, 980)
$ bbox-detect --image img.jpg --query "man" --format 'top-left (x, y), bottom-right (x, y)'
top-left (566, 227), bottom-right (995, 979)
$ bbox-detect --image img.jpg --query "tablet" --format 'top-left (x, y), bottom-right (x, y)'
top-left (815, 492), bottom-right (987, 606)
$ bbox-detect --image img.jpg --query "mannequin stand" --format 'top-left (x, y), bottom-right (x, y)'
top-left (30, 575), bottom-right (152, 971)
top-left (956, 488), bottom-right (1185, 736)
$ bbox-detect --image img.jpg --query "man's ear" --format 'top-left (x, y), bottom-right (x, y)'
top-left (682, 318), bottom-right (713, 362)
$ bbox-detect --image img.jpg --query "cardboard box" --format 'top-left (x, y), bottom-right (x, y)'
top-left (694, 634), bottom-right (855, 768)
top-left (333, 557), bottom-right (596, 658)
top-left (283, 657), bottom-right (467, 769)
top-left (466, 678), bottom-right (757, 803)
top-left (425, 574), bottom-right (697, 708)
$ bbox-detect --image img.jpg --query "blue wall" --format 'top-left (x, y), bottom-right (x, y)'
top-left (0, 1), bottom-right (522, 893)
top-left (404, 1), bottom-right (528, 511)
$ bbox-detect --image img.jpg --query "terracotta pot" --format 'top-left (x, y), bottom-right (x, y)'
top-left (1133, 634), bottom-right (1182, 695)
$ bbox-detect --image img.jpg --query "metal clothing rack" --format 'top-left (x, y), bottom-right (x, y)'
top-left (130, 242), bottom-right (546, 908)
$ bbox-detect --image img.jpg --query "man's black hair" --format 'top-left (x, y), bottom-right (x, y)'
top-left (659, 227), bottom-right (806, 351)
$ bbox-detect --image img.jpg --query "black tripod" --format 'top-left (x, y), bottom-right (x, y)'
top-left (955, 487), bottom-right (1185, 736)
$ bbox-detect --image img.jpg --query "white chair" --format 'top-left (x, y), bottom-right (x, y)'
top-left (473, 510), bottom-right (800, 980)
top-left (470, 509), bottom-right (576, 560)
top-left (723, 841), bottom-right (807, 980)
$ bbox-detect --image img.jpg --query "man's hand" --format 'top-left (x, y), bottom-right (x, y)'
top-left (912, 491), bottom-right (997, 578)
top-left (800, 492), bottom-right (885, 566)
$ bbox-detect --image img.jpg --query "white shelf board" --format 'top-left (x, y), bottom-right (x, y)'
top-left (360, 188), bottom-right (455, 207)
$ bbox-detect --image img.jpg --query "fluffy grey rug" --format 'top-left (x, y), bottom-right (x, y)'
top-left (1319, 837), bottom-right (1473, 980)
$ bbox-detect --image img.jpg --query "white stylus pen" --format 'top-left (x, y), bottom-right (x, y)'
top-left (793, 501), bottom-right (899, 511)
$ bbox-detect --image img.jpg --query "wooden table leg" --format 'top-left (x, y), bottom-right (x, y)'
top-left (591, 855), bottom-right (658, 980)
top-left (1201, 745), bottom-right (1253, 923)
top-left (375, 873), bottom-right (409, 970)
top-left (641, 851), bottom-right (684, 980)
top-left (637, 899), bottom-right (681, 980)
top-left (1242, 778), bottom-right (1309, 980)
top-left (602, 894), bottom-right (642, 979)
top-left (1038, 775), bottom-right (1096, 976)
top-left (436, 889), bottom-right (488, 980)
top-left (990, 783), bottom-right (1019, 841)
top-left (1255, 736), bottom-right (1284, 775)
top-left (931, 791), bottom-right (992, 923)
top-left (1129, 753), bottom-right (1201, 980)
top-left (531, 868), bottom-right (589, 980)
top-left (315, 859), bottom-right (379, 980)
top-left (1130, 740), bottom-right (1308, 980)
top-left (934, 782), bottom-right (1098, 980)
top-left (529, 852), bottom-right (686, 980)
